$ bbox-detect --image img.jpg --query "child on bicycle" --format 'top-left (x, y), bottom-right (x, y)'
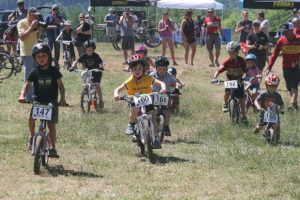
top-left (150, 56), bottom-right (177, 136)
top-left (55, 20), bottom-right (76, 63)
top-left (72, 40), bottom-right (104, 109)
top-left (134, 44), bottom-right (154, 73)
top-left (244, 53), bottom-right (261, 99)
top-left (18, 42), bottom-right (67, 157)
top-left (114, 54), bottom-right (166, 149)
top-left (212, 41), bottom-right (248, 123)
top-left (253, 73), bottom-right (284, 135)
top-left (167, 66), bottom-right (184, 113)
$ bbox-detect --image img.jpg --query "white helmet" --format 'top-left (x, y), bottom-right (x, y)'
top-left (226, 41), bottom-right (240, 52)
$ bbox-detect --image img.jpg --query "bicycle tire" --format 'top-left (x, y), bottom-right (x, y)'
top-left (112, 33), bottom-right (121, 51)
top-left (229, 99), bottom-right (240, 124)
top-left (142, 119), bottom-right (154, 161)
top-left (80, 87), bottom-right (91, 113)
top-left (63, 51), bottom-right (72, 70)
top-left (157, 114), bottom-right (165, 143)
top-left (145, 28), bottom-right (161, 48)
top-left (33, 135), bottom-right (43, 175)
top-left (0, 53), bottom-right (14, 80)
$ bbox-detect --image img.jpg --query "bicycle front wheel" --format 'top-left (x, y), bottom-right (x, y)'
top-left (0, 53), bottom-right (14, 80)
top-left (80, 87), bottom-right (91, 113)
top-left (33, 135), bottom-right (43, 175)
top-left (157, 114), bottom-right (165, 143)
top-left (229, 99), bottom-right (240, 124)
top-left (141, 119), bottom-right (154, 161)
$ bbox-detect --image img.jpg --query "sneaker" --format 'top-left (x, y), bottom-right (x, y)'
top-left (122, 60), bottom-right (128, 65)
top-left (288, 105), bottom-right (299, 112)
top-left (215, 60), bottom-right (220, 67)
top-left (253, 127), bottom-right (259, 134)
top-left (26, 137), bottom-right (33, 151)
top-left (152, 139), bottom-right (162, 149)
top-left (48, 148), bottom-right (59, 158)
top-left (209, 64), bottom-right (215, 67)
top-left (98, 100), bottom-right (104, 109)
top-left (223, 104), bottom-right (228, 112)
top-left (125, 123), bottom-right (134, 135)
top-left (164, 126), bottom-right (171, 136)
top-left (241, 116), bottom-right (249, 124)
top-left (173, 61), bottom-right (178, 66)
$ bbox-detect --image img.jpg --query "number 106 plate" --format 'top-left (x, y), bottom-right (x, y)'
top-left (32, 104), bottom-right (53, 120)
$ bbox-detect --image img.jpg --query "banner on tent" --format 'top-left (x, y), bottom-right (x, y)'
top-left (90, 0), bottom-right (150, 7)
top-left (244, 0), bottom-right (300, 9)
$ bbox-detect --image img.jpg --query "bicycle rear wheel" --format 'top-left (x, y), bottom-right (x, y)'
top-left (0, 53), bottom-right (14, 80)
top-left (157, 114), bottom-right (165, 143)
top-left (33, 135), bottom-right (43, 175)
top-left (112, 33), bottom-right (121, 51)
top-left (80, 88), bottom-right (91, 113)
top-left (145, 28), bottom-right (161, 48)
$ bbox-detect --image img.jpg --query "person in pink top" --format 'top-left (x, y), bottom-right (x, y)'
top-left (244, 54), bottom-right (261, 99)
top-left (157, 11), bottom-right (178, 66)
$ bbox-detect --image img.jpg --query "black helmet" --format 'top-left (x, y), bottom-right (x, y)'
top-left (32, 42), bottom-right (51, 59)
top-left (128, 54), bottom-right (146, 69)
top-left (83, 40), bottom-right (96, 50)
top-left (167, 67), bottom-right (177, 76)
top-left (155, 56), bottom-right (169, 67)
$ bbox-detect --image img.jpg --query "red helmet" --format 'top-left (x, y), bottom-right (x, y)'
top-left (128, 54), bottom-right (146, 69)
top-left (135, 45), bottom-right (148, 54)
top-left (265, 73), bottom-right (279, 86)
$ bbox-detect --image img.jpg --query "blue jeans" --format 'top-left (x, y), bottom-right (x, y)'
top-left (22, 56), bottom-right (35, 100)
top-left (47, 34), bottom-right (60, 65)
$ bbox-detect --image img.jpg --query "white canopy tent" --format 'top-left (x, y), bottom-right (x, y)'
top-left (157, 0), bottom-right (224, 10)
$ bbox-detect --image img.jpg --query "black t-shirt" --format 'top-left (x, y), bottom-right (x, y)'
top-left (77, 22), bottom-right (91, 43)
top-left (247, 31), bottom-right (269, 54)
top-left (27, 66), bottom-right (62, 103)
top-left (239, 19), bottom-right (252, 42)
top-left (78, 52), bottom-right (103, 69)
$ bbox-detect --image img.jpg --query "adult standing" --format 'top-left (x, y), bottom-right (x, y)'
top-left (292, 17), bottom-right (300, 36)
top-left (157, 11), bottom-right (178, 65)
top-left (180, 10), bottom-right (196, 66)
top-left (246, 20), bottom-right (269, 72)
top-left (104, 8), bottom-right (117, 41)
top-left (76, 13), bottom-right (92, 57)
top-left (202, 8), bottom-right (224, 67)
top-left (119, 7), bottom-right (135, 64)
top-left (267, 23), bottom-right (300, 112)
top-left (17, 7), bottom-right (40, 100)
top-left (257, 11), bottom-right (269, 39)
top-left (45, 4), bottom-right (63, 67)
top-left (194, 15), bottom-right (203, 45)
top-left (8, 0), bottom-right (27, 23)
top-left (235, 9), bottom-right (252, 57)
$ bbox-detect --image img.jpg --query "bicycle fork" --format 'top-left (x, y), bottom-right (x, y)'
top-left (31, 120), bottom-right (48, 156)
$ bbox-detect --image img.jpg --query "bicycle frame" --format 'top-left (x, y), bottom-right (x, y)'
top-left (262, 104), bottom-right (280, 144)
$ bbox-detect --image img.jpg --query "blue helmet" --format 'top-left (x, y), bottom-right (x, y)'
top-left (245, 53), bottom-right (257, 62)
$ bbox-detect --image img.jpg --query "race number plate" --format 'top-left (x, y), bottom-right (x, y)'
top-left (32, 104), bottom-right (53, 120)
top-left (224, 80), bottom-right (238, 89)
top-left (263, 110), bottom-right (278, 124)
top-left (153, 94), bottom-right (169, 106)
top-left (133, 94), bottom-right (152, 107)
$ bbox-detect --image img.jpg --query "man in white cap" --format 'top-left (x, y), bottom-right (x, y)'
top-left (17, 7), bottom-right (40, 100)
top-left (104, 8), bottom-right (117, 40)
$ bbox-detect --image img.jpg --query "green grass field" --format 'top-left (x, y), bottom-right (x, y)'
top-left (0, 43), bottom-right (300, 199)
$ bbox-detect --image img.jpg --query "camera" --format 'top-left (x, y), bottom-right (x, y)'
top-left (38, 21), bottom-right (47, 28)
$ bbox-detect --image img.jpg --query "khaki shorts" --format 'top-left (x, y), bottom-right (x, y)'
top-left (206, 33), bottom-right (221, 51)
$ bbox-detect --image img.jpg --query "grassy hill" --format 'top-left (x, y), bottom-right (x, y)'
top-left (0, 43), bottom-right (300, 199)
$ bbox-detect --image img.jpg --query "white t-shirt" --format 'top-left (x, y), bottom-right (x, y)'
top-left (260, 19), bottom-right (269, 38)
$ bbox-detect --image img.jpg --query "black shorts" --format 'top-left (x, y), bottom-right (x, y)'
top-left (225, 83), bottom-right (244, 98)
top-left (283, 67), bottom-right (300, 91)
top-left (121, 36), bottom-right (134, 50)
top-left (92, 72), bottom-right (102, 83)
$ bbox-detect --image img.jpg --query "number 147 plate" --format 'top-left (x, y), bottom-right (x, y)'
top-left (32, 104), bottom-right (53, 120)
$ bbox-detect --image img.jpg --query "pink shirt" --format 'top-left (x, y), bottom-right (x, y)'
top-left (160, 19), bottom-right (173, 37)
top-left (246, 65), bottom-right (260, 85)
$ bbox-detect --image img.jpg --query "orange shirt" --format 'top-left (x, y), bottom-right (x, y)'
top-left (203, 16), bottom-right (221, 34)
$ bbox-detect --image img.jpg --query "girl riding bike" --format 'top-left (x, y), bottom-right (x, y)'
top-left (244, 53), bottom-right (261, 101)
top-left (134, 44), bottom-right (154, 73)
top-left (212, 41), bottom-right (248, 124)
top-left (114, 54), bottom-right (166, 149)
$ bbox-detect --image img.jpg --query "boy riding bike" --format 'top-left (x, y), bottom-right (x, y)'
top-left (18, 42), bottom-right (67, 157)
top-left (212, 41), bottom-right (248, 123)
top-left (253, 73), bottom-right (284, 134)
top-left (168, 66), bottom-right (184, 113)
top-left (114, 54), bottom-right (166, 149)
top-left (150, 56), bottom-right (177, 136)
top-left (72, 40), bottom-right (104, 109)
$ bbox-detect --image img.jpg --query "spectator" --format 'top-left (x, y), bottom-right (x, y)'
top-left (104, 8), bottom-right (117, 40)
top-left (119, 7), bottom-right (135, 64)
top-left (180, 9), bottom-right (196, 66)
top-left (287, 8), bottom-right (299, 23)
top-left (292, 17), bottom-right (300, 36)
top-left (8, 0), bottom-right (27, 24)
top-left (257, 11), bottom-right (269, 39)
top-left (157, 11), bottom-right (178, 65)
top-left (246, 20), bottom-right (269, 72)
top-left (235, 9), bottom-right (252, 57)
top-left (76, 13), bottom-right (92, 57)
top-left (17, 7), bottom-right (40, 100)
top-left (130, 9), bottom-right (139, 28)
top-left (45, 4), bottom-right (63, 67)
top-left (202, 8), bottom-right (224, 67)
top-left (194, 15), bottom-right (203, 45)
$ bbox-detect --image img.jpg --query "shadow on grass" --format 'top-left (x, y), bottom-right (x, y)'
top-left (163, 138), bottom-right (201, 145)
top-left (148, 154), bottom-right (192, 165)
top-left (44, 165), bottom-right (103, 178)
top-left (279, 141), bottom-right (300, 148)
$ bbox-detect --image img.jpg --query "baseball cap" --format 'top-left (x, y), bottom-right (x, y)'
top-left (28, 7), bottom-right (40, 15)
top-left (279, 23), bottom-right (293, 32)
top-left (293, 8), bottom-right (298, 13)
top-left (207, 8), bottom-right (214, 12)
top-left (109, 8), bottom-right (114, 11)
top-left (17, 0), bottom-right (24, 4)
top-left (253, 20), bottom-right (260, 26)
top-left (51, 4), bottom-right (59, 10)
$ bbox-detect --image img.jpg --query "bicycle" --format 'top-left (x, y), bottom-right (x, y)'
top-left (57, 40), bottom-right (74, 70)
top-left (261, 103), bottom-right (282, 144)
top-left (211, 79), bottom-right (244, 124)
top-left (244, 77), bottom-right (260, 113)
top-left (25, 100), bottom-right (58, 175)
top-left (120, 93), bottom-right (163, 160)
top-left (154, 93), bottom-right (169, 143)
top-left (77, 68), bottom-right (104, 113)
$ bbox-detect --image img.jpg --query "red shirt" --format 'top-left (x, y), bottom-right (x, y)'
top-left (218, 56), bottom-right (246, 80)
top-left (293, 28), bottom-right (300, 36)
top-left (203, 16), bottom-right (221, 34)
top-left (268, 35), bottom-right (300, 70)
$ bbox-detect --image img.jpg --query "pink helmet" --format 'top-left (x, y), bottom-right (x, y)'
top-left (135, 45), bottom-right (148, 54)
top-left (265, 73), bottom-right (279, 86)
